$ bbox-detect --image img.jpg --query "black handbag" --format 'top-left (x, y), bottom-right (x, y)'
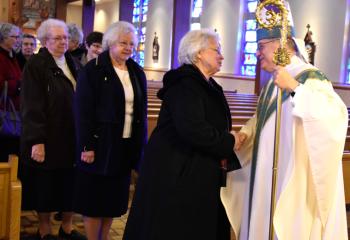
top-left (0, 81), bottom-right (21, 137)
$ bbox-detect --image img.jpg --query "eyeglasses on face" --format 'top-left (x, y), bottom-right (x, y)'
top-left (9, 35), bottom-right (20, 39)
top-left (117, 41), bottom-right (135, 48)
top-left (208, 47), bottom-right (223, 55)
top-left (257, 39), bottom-right (279, 51)
top-left (47, 35), bottom-right (69, 42)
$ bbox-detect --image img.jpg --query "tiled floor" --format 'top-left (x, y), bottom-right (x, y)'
top-left (20, 183), bottom-right (135, 240)
top-left (19, 192), bottom-right (350, 240)
top-left (20, 211), bottom-right (128, 240)
top-left (20, 173), bottom-right (138, 240)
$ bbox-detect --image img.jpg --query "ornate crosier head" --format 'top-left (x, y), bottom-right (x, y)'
top-left (256, 0), bottom-right (292, 66)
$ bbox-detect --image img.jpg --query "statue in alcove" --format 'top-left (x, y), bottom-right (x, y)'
top-left (9, 0), bottom-right (21, 25)
top-left (152, 32), bottom-right (160, 61)
top-left (304, 24), bottom-right (316, 65)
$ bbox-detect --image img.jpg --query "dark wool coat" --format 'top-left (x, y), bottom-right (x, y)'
top-left (75, 50), bottom-right (147, 176)
top-left (123, 64), bottom-right (241, 240)
top-left (20, 48), bottom-right (80, 169)
top-left (16, 51), bottom-right (28, 71)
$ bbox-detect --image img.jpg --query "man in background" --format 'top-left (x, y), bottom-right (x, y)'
top-left (16, 33), bottom-right (37, 70)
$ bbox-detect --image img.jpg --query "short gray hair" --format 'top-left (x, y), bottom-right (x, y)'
top-left (22, 33), bottom-right (37, 47)
top-left (178, 29), bottom-right (219, 65)
top-left (67, 23), bottom-right (84, 44)
top-left (37, 19), bottom-right (67, 45)
top-left (102, 21), bottom-right (138, 50)
top-left (0, 22), bottom-right (20, 42)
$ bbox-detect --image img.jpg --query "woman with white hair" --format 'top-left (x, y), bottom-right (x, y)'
top-left (0, 22), bottom-right (21, 161)
top-left (74, 21), bottom-right (147, 239)
top-left (20, 19), bottom-right (85, 240)
top-left (123, 29), bottom-right (241, 240)
top-left (67, 23), bottom-right (85, 61)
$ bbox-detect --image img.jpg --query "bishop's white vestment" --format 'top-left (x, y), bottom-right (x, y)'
top-left (221, 56), bottom-right (348, 240)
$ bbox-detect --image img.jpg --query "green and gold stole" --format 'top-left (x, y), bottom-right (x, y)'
top-left (246, 69), bottom-right (328, 233)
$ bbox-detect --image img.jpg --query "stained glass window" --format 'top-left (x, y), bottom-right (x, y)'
top-left (132, 0), bottom-right (149, 66)
top-left (190, 0), bottom-right (203, 30)
top-left (240, 0), bottom-right (258, 77)
top-left (346, 58), bottom-right (350, 83)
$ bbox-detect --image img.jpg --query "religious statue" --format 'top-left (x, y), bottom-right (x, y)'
top-left (304, 24), bottom-right (316, 65)
top-left (152, 32), bottom-right (160, 61)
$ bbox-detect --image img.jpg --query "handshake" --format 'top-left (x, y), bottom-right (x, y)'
top-left (231, 131), bottom-right (247, 151)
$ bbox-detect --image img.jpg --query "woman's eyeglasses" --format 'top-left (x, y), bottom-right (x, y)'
top-left (9, 35), bottom-right (20, 39)
top-left (208, 48), bottom-right (223, 55)
top-left (118, 41), bottom-right (135, 49)
top-left (47, 36), bottom-right (69, 43)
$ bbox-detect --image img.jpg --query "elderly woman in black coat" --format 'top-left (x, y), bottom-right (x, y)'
top-left (74, 21), bottom-right (147, 240)
top-left (123, 29), bottom-right (241, 240)
top-left (20, 19), bottom-right (85, 240)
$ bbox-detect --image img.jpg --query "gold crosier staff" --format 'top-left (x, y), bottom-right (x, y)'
top-left (255, 1), bottom-right (291, 240)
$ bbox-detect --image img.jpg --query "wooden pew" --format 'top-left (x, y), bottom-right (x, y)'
top-left (146, 91), bottom-right (257, 138)
top-left (0, 155), bottom-right (21, 240)
top-left (147, 94), bottom-right (350, 151)
top-left (343, 151), bottom-right (350, 204)
top-left (147, 114), bottom-right (158, 138)
top-left (147, 99), bottom-right (258, 108)
top-left (146, 83), bottom-right (350, 205)
top-left (149, 114), bottom-right (350, 205)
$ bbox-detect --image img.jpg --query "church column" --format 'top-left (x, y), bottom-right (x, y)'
top-left (201, 0), bottom-right (243, 75)
top-left (289, 0), bottom-right (347, 82)
top-left (82, 0), bottom-right (95, 38)
top-left (143, 0), bottom-right (174, 70)
top-left (119, 0), bottom-right (133, 23)
top-left (171, 0), bottom-right (191, 69)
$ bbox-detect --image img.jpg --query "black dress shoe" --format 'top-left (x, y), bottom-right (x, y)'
top-left (58, 227), bottom-right (87, 240)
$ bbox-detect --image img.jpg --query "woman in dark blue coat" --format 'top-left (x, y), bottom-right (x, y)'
top-left (123, 29), bottom-right (241, 240)
top-left (74, 21), bottom-right (147, 239)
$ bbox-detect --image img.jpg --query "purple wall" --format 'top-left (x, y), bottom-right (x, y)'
top-left (82, 0), bottom-right (95, 39)
top-left (119, 0), bottom-right (134, 23)
top-left (171, 0), bottom-right (191, 69)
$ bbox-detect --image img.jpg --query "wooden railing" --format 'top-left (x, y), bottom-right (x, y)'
top-left (0, 155), bottom-right (22, 240)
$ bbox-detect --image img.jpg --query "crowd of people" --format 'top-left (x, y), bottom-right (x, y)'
top-left (0, 1), bottom-right (348, 239)
top-left (0, 18), bottom-right (145, 240)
